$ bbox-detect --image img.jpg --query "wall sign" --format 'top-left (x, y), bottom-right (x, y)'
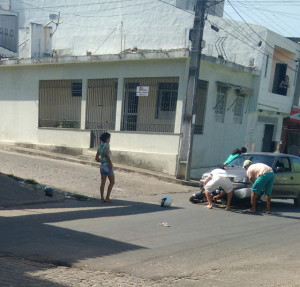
top-left (136, 86), bottom-right (149, 97)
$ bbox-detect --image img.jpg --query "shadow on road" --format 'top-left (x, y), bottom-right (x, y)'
top-left (0, 199), bottom-right (179, 286)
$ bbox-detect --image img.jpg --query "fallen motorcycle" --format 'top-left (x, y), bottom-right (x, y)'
top-left (189, 186), bottom-right (225, 204)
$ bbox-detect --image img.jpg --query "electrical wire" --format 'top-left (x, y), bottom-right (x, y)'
top-left (15, 0), bottom-right (166, 18)
top-left (93, 28), bottom-right (118, 54)
top-left (206, 17), bottom-right (297, 72)
top-left (15, 0), bottom-right (165, 17)
top-left (232, 0), bottom-right (299, 37)
top-left (226, 0), bottom-right (297, 62)
top-left (230, 4), bottom-right (300, 20)
top-left (157, 0), bottom-right (195, 14)
top-left (230, 0), bottom-right (300, 56)
top-left (16, 0), bottom-right (137, 10)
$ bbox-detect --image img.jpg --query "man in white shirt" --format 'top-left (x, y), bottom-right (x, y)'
top-left (203, 168), bottom-right (233, 210)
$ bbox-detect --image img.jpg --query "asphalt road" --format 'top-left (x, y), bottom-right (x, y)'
top-left (1, 194), bottom-right (300, 286)
top-left (1, 150), bottom-right (300, 286)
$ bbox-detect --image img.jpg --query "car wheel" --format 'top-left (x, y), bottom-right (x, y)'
top-left (294, 195), bottom-right (300, 207)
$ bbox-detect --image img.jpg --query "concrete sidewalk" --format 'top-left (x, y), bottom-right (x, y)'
top-left (0, 142), bottom-right (199, 186)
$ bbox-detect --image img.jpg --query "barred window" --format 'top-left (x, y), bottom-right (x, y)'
top-left (233, 95), bottom-right (245, 124)
top-left (72, 82), bottom-right (82, 97)
top-left (215, 86), bottom-right (227, 123)
top-left (194, 80), bottom-right (208, 134)
top-left (156, 83), bottom-right (178, 120)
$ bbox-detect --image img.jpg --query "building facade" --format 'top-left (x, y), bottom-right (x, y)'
top-left (0, 9), bottom-right (18, 57)
top-left (0, 1), bottom-right (299, 178)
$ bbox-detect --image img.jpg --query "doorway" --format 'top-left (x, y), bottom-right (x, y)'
top-left (262, 124), bottom-right (275, 152)
top-left (122, 82), bottom-right (140, 131)
top-left (272, 63), bottom-right (287, 95)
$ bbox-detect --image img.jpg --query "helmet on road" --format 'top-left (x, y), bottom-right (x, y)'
top-left (161, 195), bottom-right (173, 207)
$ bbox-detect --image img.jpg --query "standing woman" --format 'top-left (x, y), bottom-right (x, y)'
top-left (95, 132), bottom-right (115, 203)
top-left (279, 75), bottom-right (290, 96)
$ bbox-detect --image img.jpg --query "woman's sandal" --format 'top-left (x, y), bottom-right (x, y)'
top-left (242, 209), bottom-right (256, 214)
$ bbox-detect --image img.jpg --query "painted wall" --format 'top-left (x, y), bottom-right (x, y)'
top-left (256, 30), bottom-right (299, 114)
top-left (190, 61), bottom-right (256, 178)
top-left (0, 12), bottom-right (18, 52)
top-left (38, 128), bottom-right (90, 148)
top-left (11, 0), bottom-right (194, 56)
top-left (0, 57), bottom-right (187, 175)
top-left (3, 0), bottom-right (269, 70)
top-left (110, 132), bottom-right (180, 175)
top-left (19, 23), bottom-right (52, 58)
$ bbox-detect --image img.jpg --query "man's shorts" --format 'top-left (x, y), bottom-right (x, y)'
top-left (100, 163), bottom-right (114, 177)
top-left (205, 178), bottom-right (233, 194)
top-left (252, 172), bottom-right (275, 195)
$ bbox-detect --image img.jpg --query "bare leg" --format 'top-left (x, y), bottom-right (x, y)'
top-left (105, 174), bottom-right (115, 203)
top-left (204, 190), bottom-right (213, 209)
top-left (100, 176), bottom-right (107, 202)
top-left (226, 191), bottom-right (233, 211)
top-left (266, 195), bottom-right (271, 214)
top-left (251, 191), bottom-right (258, 212)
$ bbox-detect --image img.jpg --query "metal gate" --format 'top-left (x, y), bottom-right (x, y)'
top-left (122, 82), bottom-right (140, 131)
top-left (86, 79), bottom-right (118, 148)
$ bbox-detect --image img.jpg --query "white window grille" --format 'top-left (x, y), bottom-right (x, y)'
top-left (215, 86), bottom-right (227, 123)
top-left (156, 83), bottom-right (179, 120)
top-left (233, 95), bottom-right (245, 124)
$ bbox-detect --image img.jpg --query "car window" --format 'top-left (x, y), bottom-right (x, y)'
top-left (229, 154), bottom-right (274, 167)
top-left (292, 157), bottom-right (300, 173)
top-left (275, 157), bottom-right (291, 172)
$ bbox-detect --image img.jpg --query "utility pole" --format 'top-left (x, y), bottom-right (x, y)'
top-left (177, 0), bottom-right (207, 181)
top-left (293, 57), bottom-right (300, 106)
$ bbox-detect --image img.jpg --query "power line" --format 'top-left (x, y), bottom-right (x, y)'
top-left (207, 3), bottom-right (263, 50)
top-left (206, 18), bottom-right (297, 72)
top-left (16, 0), bottom-right (157, 16)
top-left (93, 28), bottom-right (118, 54)
top-left (157, 0), bottom-right (195, 14)
top-left (230, 4), bottom-right (300, 19)
top-left (15, 0), bottom-right (166, 18)
top-left (15, 0), bottom-right (137, 10)
top-left (227, 0), bottom-right (297, 62)
top-left (233, 0), bottom-right (297, 35)
top-left (227, 0), bottom-right (299, 54)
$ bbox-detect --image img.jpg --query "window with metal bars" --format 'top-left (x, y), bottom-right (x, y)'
top-left (72, 82), bottom-right (82, 97)
top-left (215, 86), bottom-right (227, 123)
top-left (194, 80), bottom-right (208, 134)
top-left (233, 95), bottom-right (245, 124)
top-left (39, 80), bottom-right (82, 128)
top-left (156, 83), bottom-right (179, 120)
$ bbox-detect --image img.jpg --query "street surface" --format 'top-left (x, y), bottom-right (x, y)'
top-left (0, 150), bottom-right (300, 287)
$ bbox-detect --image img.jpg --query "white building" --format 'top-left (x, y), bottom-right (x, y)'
top-left (0, 1), bottom-right (299, 179)
top-left (0, 8), bottom-right (18, 58)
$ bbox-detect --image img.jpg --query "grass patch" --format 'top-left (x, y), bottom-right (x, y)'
top-left (70, 193), bottom-right (90, 201)
top-left (7, 174), bottom-right (23, 181)
top-left (24, 179), bottom-right (38, 185)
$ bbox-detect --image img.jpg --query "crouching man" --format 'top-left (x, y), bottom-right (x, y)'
top-left (243, 160), bottom-right (275, 214)
top-left (203, 168), bottom-right (233, 211)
